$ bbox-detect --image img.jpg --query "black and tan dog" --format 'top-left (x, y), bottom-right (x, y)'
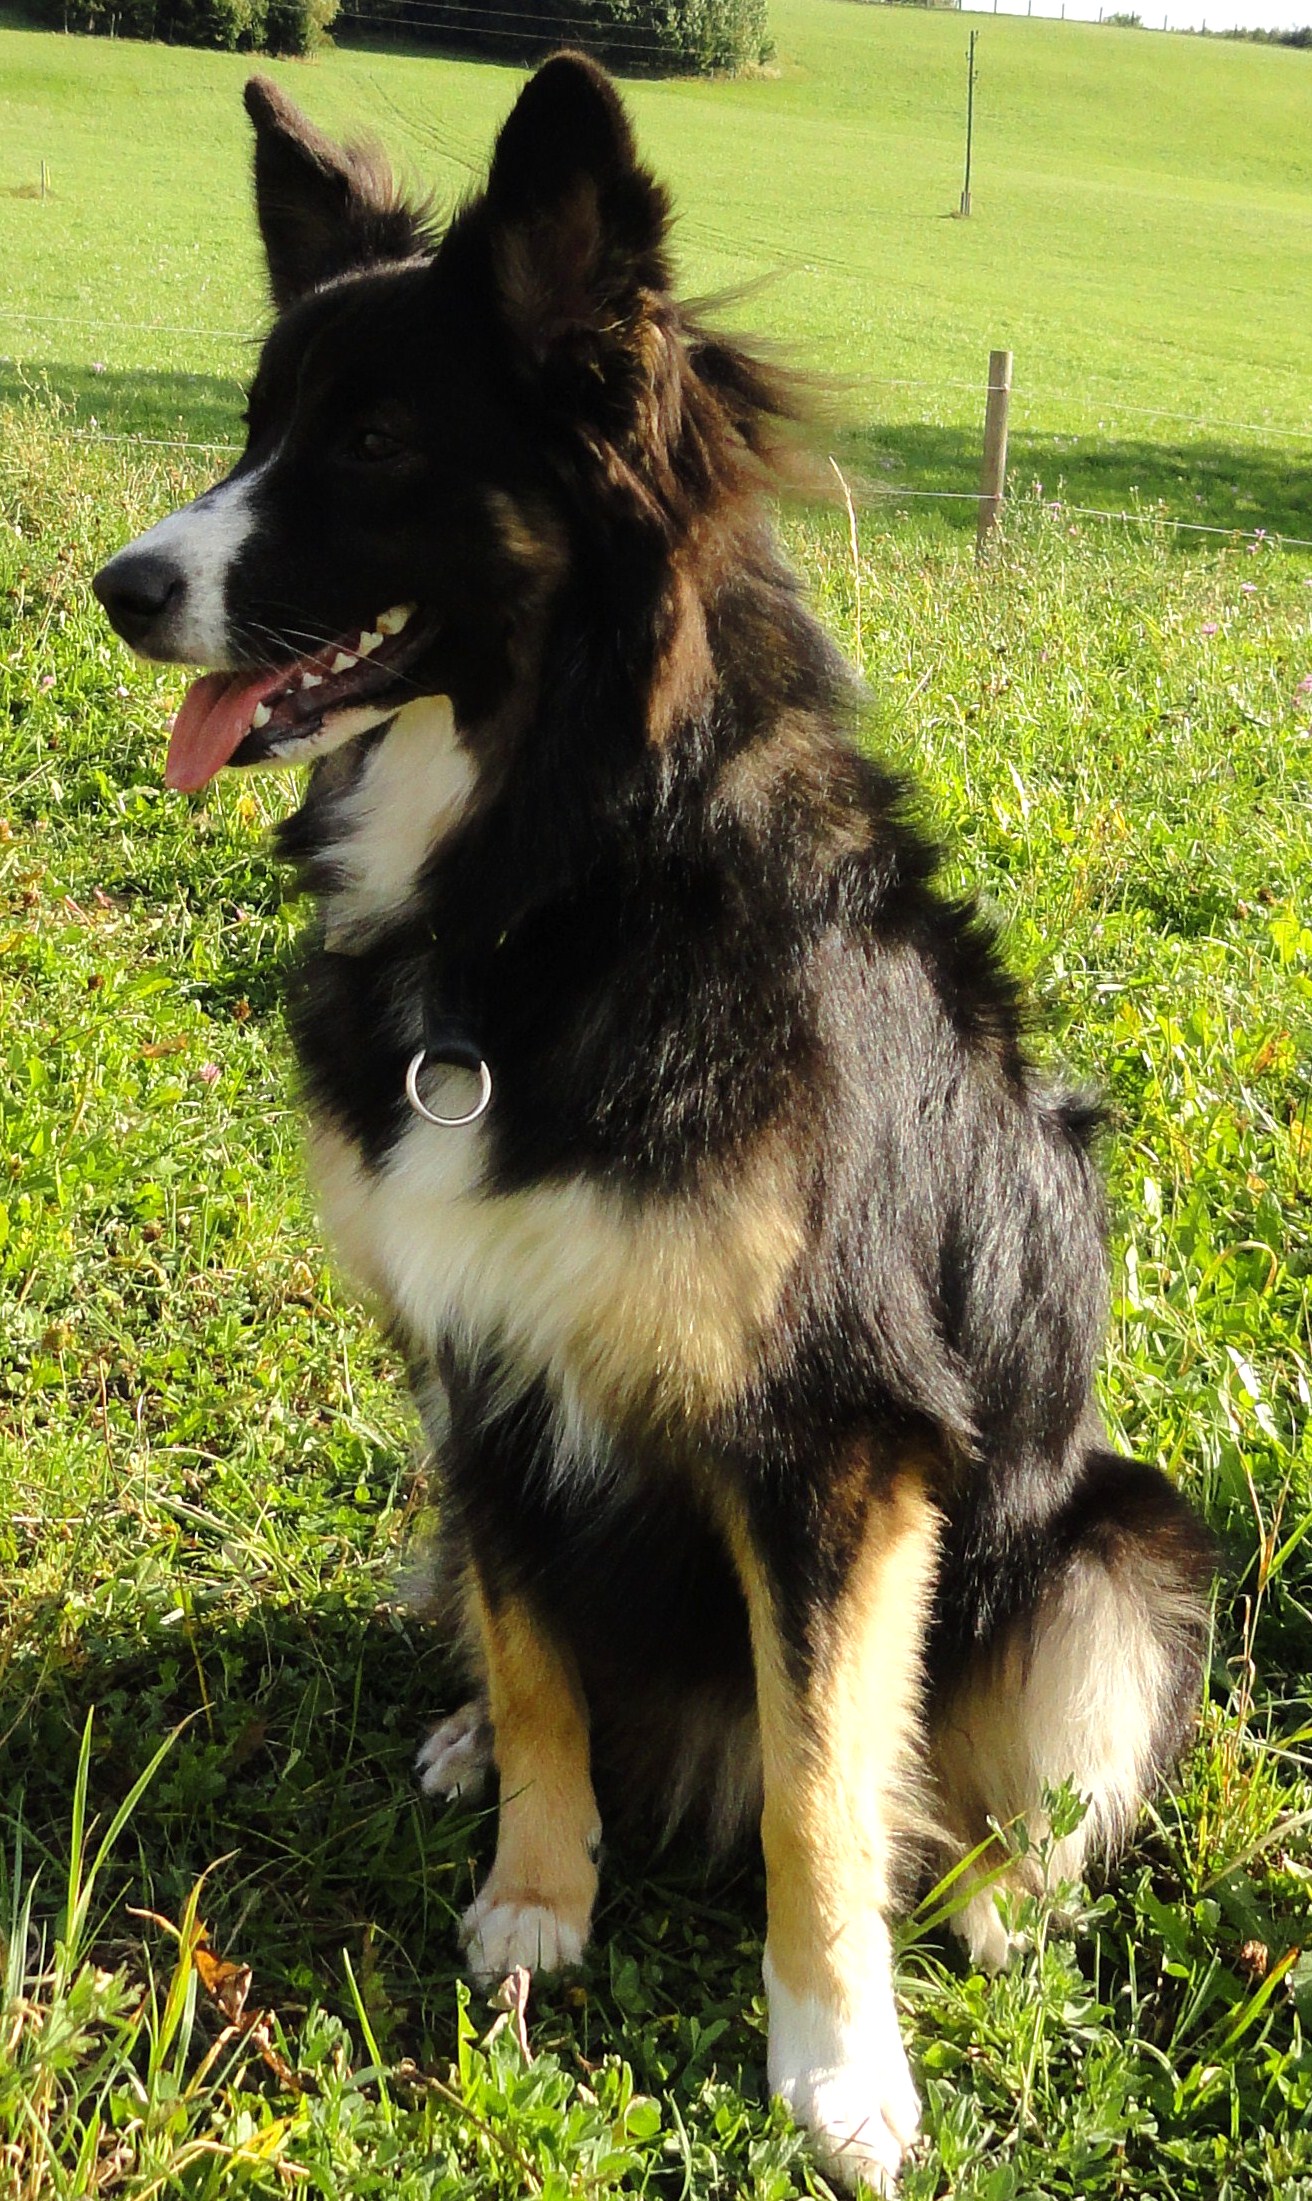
top-left (94, 57), bottom-right (1212, 2189)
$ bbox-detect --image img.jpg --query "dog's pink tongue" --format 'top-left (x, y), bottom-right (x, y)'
top-left (166, 670), bottom-right (279, 792)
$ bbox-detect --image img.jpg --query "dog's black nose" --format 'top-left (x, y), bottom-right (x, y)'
top-left (93, 548), bottom-right (185, 648)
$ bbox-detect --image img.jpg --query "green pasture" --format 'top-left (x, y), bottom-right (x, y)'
top-left (1, 5), bottom-right (1311, 2196)
top-left (2, 0), bottom-right (1312, 534)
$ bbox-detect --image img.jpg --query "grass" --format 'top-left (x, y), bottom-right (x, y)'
top-left (2, 0), bottom-right (1311, 534)
top-left (1, 6), bottom-right (1311, 2196)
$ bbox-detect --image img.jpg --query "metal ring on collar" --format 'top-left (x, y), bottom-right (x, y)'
top-left (405, 1048), bottom-right (493, 1128)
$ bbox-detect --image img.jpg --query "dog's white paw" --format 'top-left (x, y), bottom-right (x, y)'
top-left (416, 1703), bottom-right (492, 1801)
top-left (785, 2067), bottom-right (919, 2195)
top-left (460, 1889), bottom-right (589, 1984)
top-left (765, 1949), bottom-right (920, 2195)
top-left (952, 1885), bottom-right (1017, 1974)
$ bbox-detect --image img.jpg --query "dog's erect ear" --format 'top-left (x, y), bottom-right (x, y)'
top-left (482, 53), bottom-right (670, 368)
top-left (244, 76), bottom-right (430, 310)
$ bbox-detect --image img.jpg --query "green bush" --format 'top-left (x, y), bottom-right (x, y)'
top-left (337, 0), bottom-right (772, 76)
top-left (34, 0), bottom-right (765, 76)
top-left (36, 0), bottom-right (336, 54)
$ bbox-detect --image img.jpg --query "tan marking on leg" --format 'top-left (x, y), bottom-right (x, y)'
top-left (461, 1579), bottom-right (600, 1983)
top-left (725, 1469), bottom-right (939, 2192)
top-left (733, 1472), bottom-right (939, 1999)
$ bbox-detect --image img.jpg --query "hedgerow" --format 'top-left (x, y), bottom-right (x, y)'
top-left (36, 0), bottom-right (338, 56)
top-left (337, 0), bottom-right (773, 75)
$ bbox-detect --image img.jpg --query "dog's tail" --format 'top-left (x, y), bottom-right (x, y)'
top-left (929, 1451), bottom-right (1214, 1969)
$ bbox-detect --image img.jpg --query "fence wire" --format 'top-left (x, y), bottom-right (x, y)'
top-left (25, 423), bottom-right (1308, 550)
top-left (3, 325), bottom-right (1309, 549)
top-left (332, 5), bottom-right (677, 58)
top-left (3, 311), bottom-right (1308, 442)
top-left (0, 309), bottom-right (253, 343)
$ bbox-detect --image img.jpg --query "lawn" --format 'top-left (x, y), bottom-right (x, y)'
top-left (1, 5), bottom-right (1311, 2197)
top-left (2, 0), bottom-right (1312, 533)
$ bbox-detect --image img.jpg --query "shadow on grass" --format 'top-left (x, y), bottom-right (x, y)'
top-left (0, 1592), bottom-right (765, 2070)
top-left (7, 359), bottom-right (1312, 545)
top-left (842, 420), bottom-right (1312, 543)
top-left (3, 1551), bottom-right (1298, 2123)
top-left (0, 359), bottom-right (249, 449)
top-left (2, 1602), bottom-right (468, 1988)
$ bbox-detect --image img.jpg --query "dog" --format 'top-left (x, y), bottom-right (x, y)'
top-left (93, 56), bottom-right (1213, 2191)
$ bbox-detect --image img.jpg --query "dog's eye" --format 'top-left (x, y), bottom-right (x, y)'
top-left (349, 427), bottom-right (409, 466)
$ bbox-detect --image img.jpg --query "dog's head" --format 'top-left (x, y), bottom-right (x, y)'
top-left (94, 56), bottom-right (796, 795)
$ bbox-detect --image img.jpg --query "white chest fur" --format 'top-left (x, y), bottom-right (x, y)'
top-left (321, 695), bottom-right (476, 943)
top-left (305, 700), bottom-right (804, 1435)
top-left (309, 1112), bottom-right (802, 1435)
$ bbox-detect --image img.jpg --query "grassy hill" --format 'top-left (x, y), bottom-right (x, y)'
top-left (2, 1), bottom-right (1311, 532)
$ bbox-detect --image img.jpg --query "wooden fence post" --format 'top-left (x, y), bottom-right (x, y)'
top-left (976, 348), bottom-right (1012, 560)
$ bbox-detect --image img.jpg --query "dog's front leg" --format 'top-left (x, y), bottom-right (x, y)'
top-left (727, 1465), bottom-right (938, 2195)
top-left (459, 1574), bottom-right (600, 1984)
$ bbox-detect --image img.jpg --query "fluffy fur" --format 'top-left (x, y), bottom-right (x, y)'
top-left (94, 58), bottom-right (1214, 2191)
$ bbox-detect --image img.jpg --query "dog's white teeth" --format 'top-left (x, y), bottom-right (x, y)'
top-left (356, 630), bottom-right (384, 657)
top-left (251, 701), bottom-right (272, 728)
top-left (300, 671), bottom-right (323, 690)
top-left (376, 603), bottom-right (414, 636)
top-left (331, 651), bottom-right (358, 675)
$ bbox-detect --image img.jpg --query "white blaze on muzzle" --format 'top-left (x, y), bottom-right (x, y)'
top-left (113, 461), bottom-right (271, 667)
